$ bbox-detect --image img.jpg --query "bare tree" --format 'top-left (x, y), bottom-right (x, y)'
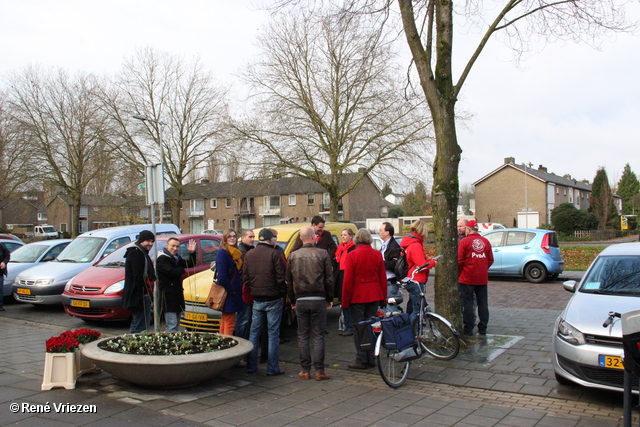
top-left (270, 0), bottom-right (634, 328)
top-left (101, 47), bottom-right (230, 225)
top-left (5, 67), bottom-right (111, 236)
top-left (0, 94), bottom-right (37, 201)
top-left (235, 8), bottom-right (433, 221)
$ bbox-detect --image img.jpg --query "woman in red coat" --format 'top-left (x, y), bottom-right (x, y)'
top-left (341, 229), bottom-right (387, 369)
top-left (399, 220), bottom-right (438, 324)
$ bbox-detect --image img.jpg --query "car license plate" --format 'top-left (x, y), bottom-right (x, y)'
top-left (71, 300), bottom-right (90, 308)
top-left (185, 312), bottom-right (207, 322)
top-left (599, 355), bottom-right (624, 370)
top-left (17, 288), bottom-right (31, 295)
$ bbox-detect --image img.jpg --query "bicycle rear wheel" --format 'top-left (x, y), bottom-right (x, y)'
top-left (413, 314), bottom-right (460, 360)
top-left (377, 349), bottom-right (410, 388)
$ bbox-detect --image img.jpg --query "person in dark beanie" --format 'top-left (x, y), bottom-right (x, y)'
top-left (122, 230), bottom-right (156, 333)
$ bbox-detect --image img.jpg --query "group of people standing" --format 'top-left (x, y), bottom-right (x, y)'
top-left (121, 214), bottom-right (494, 381)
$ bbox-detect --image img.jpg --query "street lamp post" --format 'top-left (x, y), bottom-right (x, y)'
top-left (132, 114), bottom-right (167, 332)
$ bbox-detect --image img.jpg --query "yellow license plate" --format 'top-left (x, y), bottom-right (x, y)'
top-left (185, 312), bottom-right (208, 322)
top-left (599, 355), bottom-right (624, 370)
top-left (71, 300), bottom-right (90, 308)
top-left (17, 288), bottom-right (31, 295)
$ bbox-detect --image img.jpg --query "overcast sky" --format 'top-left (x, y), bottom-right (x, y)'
top-left (1, 0), bottom-right (638, 191)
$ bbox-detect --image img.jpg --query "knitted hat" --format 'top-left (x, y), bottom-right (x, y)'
top-left (137, 230), bottom-right (155, 244)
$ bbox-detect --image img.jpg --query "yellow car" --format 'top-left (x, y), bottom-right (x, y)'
top-left (181, 222), bottom-right (357, 332)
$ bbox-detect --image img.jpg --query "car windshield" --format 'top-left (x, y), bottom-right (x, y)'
top-left (580, 255), bottom-right (640, 295)
top-left (96, 241), bottom-right (168, 267)
top-left (56, 237), bottom-right (106, 263)
top-left (42, 226), bottom-right (56, 233)
top-left (9, 244), bottom-right (49, 263)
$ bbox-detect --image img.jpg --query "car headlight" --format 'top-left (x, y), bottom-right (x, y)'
top-left (64, 277), bottom-right (74, 292)
top-left (105, 280), bottom-right (125, 294)
top-left (35, 278), bottom-right (54, 286)
top-left (556, 318), bottom-right (586, 345)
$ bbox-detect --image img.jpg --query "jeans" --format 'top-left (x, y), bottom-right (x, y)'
top-left (459, 283), bottom-right (489, 334)
top-left (341, 307), bottom-right (353, 332)
top-left (165, 312), bottom-right (180, 332)
top-left (387, 278), bottom-right (400, 299)
top-left (296, 299), bottom-right (327, 373)
top-left (350, 301), bottom-right (379, 365)
top-left (247, 299), bottom-right (283, 374)
top-left (130, 294), bottom-right (152, 333)
top-left (405, 281), bottom-right (425, 326)
top-left (235, 303), bottom-right (252, 339)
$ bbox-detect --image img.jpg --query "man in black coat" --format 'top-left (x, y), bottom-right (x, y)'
top-left (0, 242), bottom-right (10, 311)
top-left (379, 222), bottom-right (401, 298)
top-left (122, 230), bottom-right (156, 333)
top-left (157, 237), bottom-right (197, 332)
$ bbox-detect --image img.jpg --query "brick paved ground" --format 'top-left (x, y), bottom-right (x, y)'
top-left (0, 271), bottom-right (632, 426)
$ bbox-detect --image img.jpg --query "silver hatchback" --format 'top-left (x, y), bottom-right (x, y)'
top-left (552, 242), bottom-right (640, 392)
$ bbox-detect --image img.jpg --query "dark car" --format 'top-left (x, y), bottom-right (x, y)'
top-left (61, 234), bottom-right (220, 321)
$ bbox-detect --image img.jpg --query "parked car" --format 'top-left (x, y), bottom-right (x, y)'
top-left (12, 223), bottom-right (179, 305)
top-left (2, 239), bottom-right (72, 297)
top-left (552, 243), bottom-right (640, 392)
top-left (61, 234), bottom-right (221, 321)
top-left (31, 225), bottom-right (59, 239)
top-left (0, 234), bottom-right (24, 243)
top-left (181, 221), bottom-right (357, 331)
top-left (202, 229), bottom-right (223, 235)
top-left (481, 228), bottom-right (564, 283)
top-left (0, 238), bottom-right (24, 254)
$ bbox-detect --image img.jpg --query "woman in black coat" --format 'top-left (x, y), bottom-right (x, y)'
top-left (157, 238), bottom-right (197, 332)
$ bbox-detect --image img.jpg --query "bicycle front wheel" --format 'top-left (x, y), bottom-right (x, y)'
top-left (413, 314), bottom-right (460, 360)
top-left (377, 349), bottom-right (410, 388)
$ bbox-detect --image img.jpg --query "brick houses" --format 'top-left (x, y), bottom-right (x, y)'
top-left (171, 173), bottom-right (386, 233)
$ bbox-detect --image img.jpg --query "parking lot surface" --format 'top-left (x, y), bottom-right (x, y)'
top-left (0, 271), bottom-right (631, 426)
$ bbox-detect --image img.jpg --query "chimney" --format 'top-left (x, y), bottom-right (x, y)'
top-left (538, 165), bottom-right (547, 173)
top-left (504, 157), bottom-right (515, 164)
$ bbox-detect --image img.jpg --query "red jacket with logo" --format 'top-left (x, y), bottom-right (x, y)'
top-left (458, 233), bottom-right (494, 285)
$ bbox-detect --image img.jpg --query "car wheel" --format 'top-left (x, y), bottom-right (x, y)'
top-left (524, 262), bottom-right (547, 283)
top-left (555, 372), bottom-right (574, 386)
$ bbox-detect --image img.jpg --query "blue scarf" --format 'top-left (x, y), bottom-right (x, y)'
top-left (162, 247), bottom-right (180, 264)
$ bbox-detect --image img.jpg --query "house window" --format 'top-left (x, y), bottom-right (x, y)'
top-left (226, 198), bottom-right (232, 208)
top-left (563, 189), bottom-right (566, 196)
top-left (210, 199), bottom-right (217, 209)
top-left (37, 213), bottom-right (47, 221)
top-left (307, 193), bottom-right (315, 205)
top-left (289, 194), bottom-right (296, 206)
top-left (264, 195), bottom-right (280, 209)
top-left (229, 219), bottom-right (236, 230)
top-left (60, 223), bottom-right (68, 233)
top-left (79, 206), bottom-right (88, 217)
top-left (190, 199), bottom-right (204, 212)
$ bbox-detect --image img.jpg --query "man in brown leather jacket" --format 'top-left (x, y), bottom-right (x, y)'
top-left (286, 226), bottom-right (334, 381)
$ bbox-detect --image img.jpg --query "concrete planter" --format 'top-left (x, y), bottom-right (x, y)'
top-left (81, 334), bottom-right (252, 388)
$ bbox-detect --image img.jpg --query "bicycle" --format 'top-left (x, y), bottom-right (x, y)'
top-left (373, 262), bottom-right (460, 388)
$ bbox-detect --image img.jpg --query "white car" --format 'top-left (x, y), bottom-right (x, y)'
top-left (552, 242), bottom-right (640, 392)
top-left (3, 239), bottom-right (71, 297)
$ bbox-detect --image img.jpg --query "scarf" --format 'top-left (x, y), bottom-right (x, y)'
top-left (162, 247), bottom-right (180, 264)
top-left (335, 240), bottom-right (355, 264)
top-left (227, 246), bottom-right (243, 271)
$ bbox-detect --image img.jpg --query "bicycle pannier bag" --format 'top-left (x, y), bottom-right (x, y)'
top-left (380, 313), bottom-right (414, 351)
top-left (356, 317), bottom-right (378, 351)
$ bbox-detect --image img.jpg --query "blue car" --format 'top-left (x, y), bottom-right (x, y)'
top-left (481, 228), bottom-right (565, 283)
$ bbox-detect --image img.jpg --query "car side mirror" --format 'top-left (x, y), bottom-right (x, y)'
top-left (562, 280), bottom-right (577, 293)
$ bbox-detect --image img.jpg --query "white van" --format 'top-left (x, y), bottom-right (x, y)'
top-left (477, 223), bottom-right (506, 233)
top-left (12, 224), bottom-right (179, 305)
top-left (33, 225), bottom-right (59, 239)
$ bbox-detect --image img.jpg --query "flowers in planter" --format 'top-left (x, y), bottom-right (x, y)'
top-left (46, 335), bottom-right (80, 353)
top-left (98, 331), bottom-right (237, 355)
top-left (46, 329), bottom-right (101, 353)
